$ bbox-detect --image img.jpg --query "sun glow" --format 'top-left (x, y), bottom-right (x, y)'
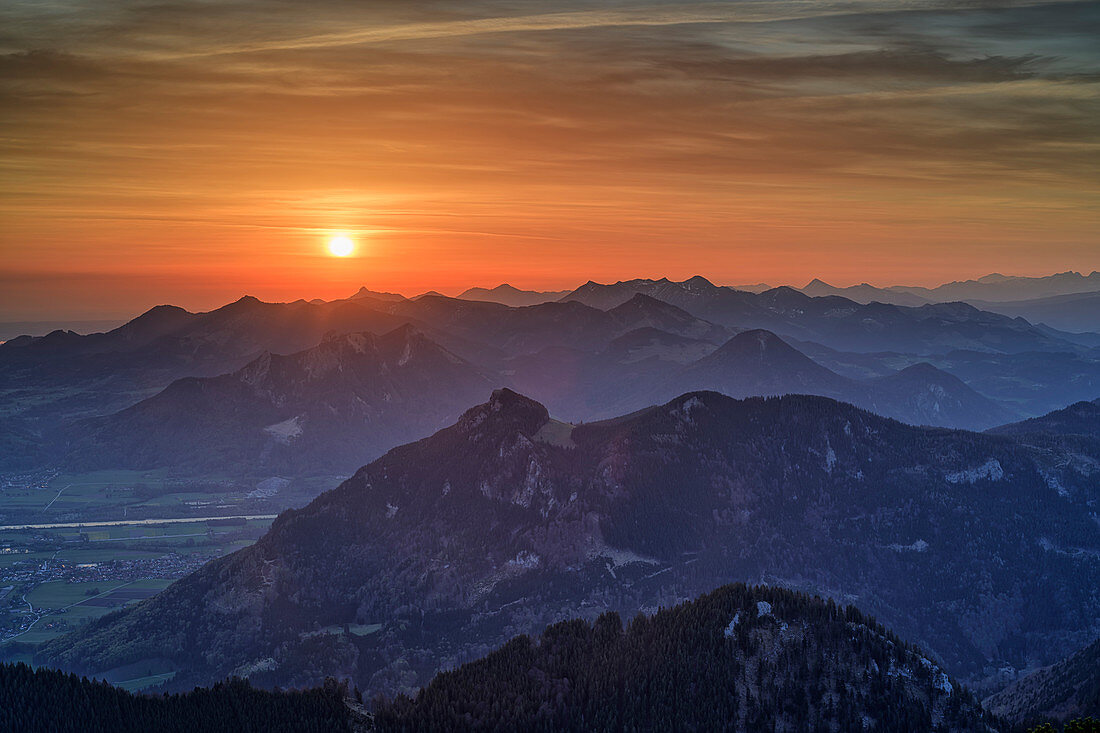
top-left (327, 235), bottom-right (354, 257)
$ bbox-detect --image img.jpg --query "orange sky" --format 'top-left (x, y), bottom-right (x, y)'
top-left (1, 1), bottom-right (1098, 319)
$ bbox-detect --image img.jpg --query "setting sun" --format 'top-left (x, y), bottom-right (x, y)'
top-left (327, 235), bottom-right (354, 257)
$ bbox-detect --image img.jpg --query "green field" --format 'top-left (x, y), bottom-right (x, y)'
top-left (26, 580), bottom-right (132, 609)
top-left (10, 579), bottom-right (177, 645)
top-left (0, 466), bottom-right (303, 674)
top-left (1, 518), bottom-right (274, 568)
top-left (0, 465), bottom-right (302, 659)
top-left (0, 469), bottom-right (340, 529)
top-left (1, 470), bottom-right (168, 512)
top-left (0, 514), bottom-right (276, 655)
top-left (0, 469), bottom-right (251, 525)
top-left (0, 550), bottom-right (55, 569)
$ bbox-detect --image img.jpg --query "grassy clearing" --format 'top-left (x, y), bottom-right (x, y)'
top-left (534, 419), bottom-right (577, 448)
top-left (103, 658), bottom-right (179, 690)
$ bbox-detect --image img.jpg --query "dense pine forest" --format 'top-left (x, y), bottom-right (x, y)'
top-left (0, 662), bottom-right (354, 733)
top-left (5, 586), bottom-right (1099, 732)
top-left (373, 583), bottom-right (997, 732)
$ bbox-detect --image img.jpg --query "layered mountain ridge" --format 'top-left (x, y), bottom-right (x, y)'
top-left (52, 315), bottom-right (1020, 477)
top-left (62, 325), bottom-right (494, 474)
top-left (556, 277), bottom-right (1090, 356)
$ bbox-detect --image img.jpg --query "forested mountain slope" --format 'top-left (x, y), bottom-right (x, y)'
top-left (375, 584), bottom-right (999, 732)
top-left (0, 663), bottom-right (354, 733)
top-left (990, 399), bottom-right (1100, 438)
top-left (985, 638), bottom-right (1100, 727)
top-left (40, 390), bottom-right (1100, 697)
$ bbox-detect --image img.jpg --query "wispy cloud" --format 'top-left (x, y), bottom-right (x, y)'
top-left (1, 0), bottom-right (1098, 317)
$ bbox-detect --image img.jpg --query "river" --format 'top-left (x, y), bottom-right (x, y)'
top-left (0, 514), bottom-right (278, 531)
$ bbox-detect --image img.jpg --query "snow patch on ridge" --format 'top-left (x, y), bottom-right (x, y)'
top-left (263, 416), bottom-right (303, 444)
top-left (1039, 468), bottom-right (1069, 498)
top-left (887, 539), bottom-right (929, 553)
top-left (397, 341), bottom-right (413, 366)
top-left (945, 458), bottom-right (1003, 484)
top-left (508, 551), bottom-right (540, 569)
top-left (682, 396), bottom-right (705, 414)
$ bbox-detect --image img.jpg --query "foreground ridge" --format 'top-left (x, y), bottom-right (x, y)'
top-left (0, 663), bottom-right (355, 733)
top-left (374, 583), bottom-right (997, 732)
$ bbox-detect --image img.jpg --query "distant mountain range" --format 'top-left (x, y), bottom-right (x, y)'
top-left (797, 272), bottom-right (1100, 334)
top-left (40, 389), bottom-right (1100, 698)
top-left (0, 296), bottom-right (418, 421)
top-left (0, 319), bottom-right (128, 341)
top-left (62, 326), bottom-right (494, 475)
top-left (346, 286), bottom-right (406, 302)
top-left (797, 270), bottom-right (1100, 306)
top-left (893, 271), bottom-right (1100, 303)
top-left (7, 275), bottom-right (1098, 474)
top-left (55, 322), bottom-right (1018, 477)
top-left (967, 291), bottom-right (1100, 335)
top-left (457, 283), bottom-right (571, 307)
top-left (555, 277), bottom-right (1089, 355)
top-left (800, 278), bottom-right (933, 306)
top-left (665, 329), bottom-right (1013, 431)
top-left (798, 344), bottom-right (1100, 419)
top-left (502, 326), bottom-right (1010, 431)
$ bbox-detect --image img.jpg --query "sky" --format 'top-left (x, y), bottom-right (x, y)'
top-left (1, 0), bottom-right (1098, 319)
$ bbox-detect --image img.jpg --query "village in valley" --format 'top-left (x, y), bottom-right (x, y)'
top-left (0, 466), bottom-right (296, 686)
